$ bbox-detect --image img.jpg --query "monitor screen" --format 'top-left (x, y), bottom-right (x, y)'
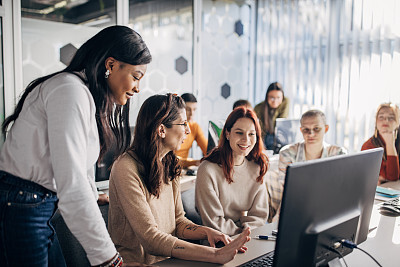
top-left (273, 148), bottom-right (383, 267)
top-left (274, 118), bottom-right (302, 147)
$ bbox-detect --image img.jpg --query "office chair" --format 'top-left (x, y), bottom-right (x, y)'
top-left (206, 121), bottom-right (223, 154)
top-left (51, 204), bottom-right (110, 267)
top-left (181, 188), bottom-right (202, 225)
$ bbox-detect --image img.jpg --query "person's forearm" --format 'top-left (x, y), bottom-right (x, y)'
top-left (181, 224), bottom-right (207, 240)
top-left (386, 143), bottom-right (397, 156)
top-left (171, 239), bottom-right (215, 262)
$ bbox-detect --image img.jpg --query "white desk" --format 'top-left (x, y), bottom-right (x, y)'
top-left (157, 222), bottom-right (278, 267)
top-left (344, 180), bottom-right (400, 267)
top-left (180, 175), bottom-right (197, 192)
top-left (158, 180), bottom-right (400, 267)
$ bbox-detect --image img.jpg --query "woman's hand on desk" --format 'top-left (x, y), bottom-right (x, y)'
top-left (377, 175), bottom-right (388, 186)
top-left (97, 193), bottom-right (109, 205)
top-left (203, 226), bottom-right (249, 253)
top-left (214, 227), bottom-right (251, 264)
top-left (201, 226), bottom-right (232, 248)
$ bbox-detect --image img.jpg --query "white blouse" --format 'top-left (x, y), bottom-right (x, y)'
top-left (0, 72), bottom-right (116, 265)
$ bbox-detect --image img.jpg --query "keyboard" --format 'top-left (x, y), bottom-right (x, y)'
top-left (383, 197), bottom-right (400, 206)
top-left (239, 250), bottom-right (275, 267)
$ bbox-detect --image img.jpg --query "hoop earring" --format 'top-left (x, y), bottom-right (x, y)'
top-left (105, 69), bottom-right (110, 79)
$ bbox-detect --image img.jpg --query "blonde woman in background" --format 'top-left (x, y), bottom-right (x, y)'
top-left (362, 103), bottom-right (400, 184)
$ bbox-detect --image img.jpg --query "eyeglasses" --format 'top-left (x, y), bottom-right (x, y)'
top-left (172, 121), bottom-right (189, 128)
top-left (377, 115), bottom-right (396, 122)
top-left (300, 127), bottom-right (323, 135)
top-left (268, 97), bottom-right (282, 101)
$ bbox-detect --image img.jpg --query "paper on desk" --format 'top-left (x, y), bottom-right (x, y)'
top-left (375, 193), bottom-right (395, 202)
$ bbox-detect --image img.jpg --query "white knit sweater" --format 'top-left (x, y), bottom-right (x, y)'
top-left (195, 158), bottom-right (269, 236)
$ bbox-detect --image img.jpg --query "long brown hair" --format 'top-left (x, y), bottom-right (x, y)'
top-left (264, 82), bottom-right (285, 134)
top-left (129, 94), bottom-right (185, 197)
top-left (372, 103), bottom-right (400, 161)
top-left (2, 26), bottom-right (152, 160)
top-left (203, 107), bottom-right (268, 183)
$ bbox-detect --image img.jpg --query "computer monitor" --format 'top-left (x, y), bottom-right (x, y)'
top-left (273, 148), bottom-right (383, 266)
top-left (274, 118), bottom-right (302, 153)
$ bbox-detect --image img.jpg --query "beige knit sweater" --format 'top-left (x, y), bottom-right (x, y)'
top-left (195, 159), bottom-right (269, 236)
top-left (108, 152), bottom-right (193, 265)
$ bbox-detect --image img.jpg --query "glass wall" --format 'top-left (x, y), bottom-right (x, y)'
top-left (198, 0), bottom-right (253, 130)
top-left (128, 0), bottom-right (193, 125)
top-left (20, 0), bottom-right (117, 88)
top-left (255, 0), bottom-right (400, 152)
top-left (127, 0), bottom-right (253, 159)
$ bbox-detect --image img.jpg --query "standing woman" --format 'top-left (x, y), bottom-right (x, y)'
top-left (362, 103), bottom-right (400, 184)
top-left (0, 26), bottom-right (151, 266)
top-left (254, 82), bottom-right (289, 152)
top-left (108, 94), bottom-right (250, 265)
top-left (195, 107), bottom-right (269, 236)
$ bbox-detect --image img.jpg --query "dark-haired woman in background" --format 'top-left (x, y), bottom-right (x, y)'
top-left (254, 82), bottom-right (289, 152)
top-left (195, 107), bottom-right (269, 236)
top-left (0, 26), bottom-right (151, 266)
top-left (362, 103), bottom-right (400, 184)
top-left (108, 94), bottom-right (250, 265)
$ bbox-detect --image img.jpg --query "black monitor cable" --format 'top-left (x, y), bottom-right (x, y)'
top-left (340, 240), bottom-right (383, 267)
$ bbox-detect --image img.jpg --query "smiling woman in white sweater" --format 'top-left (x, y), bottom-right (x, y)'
top-left (196, 107), bottom-right (269, 236)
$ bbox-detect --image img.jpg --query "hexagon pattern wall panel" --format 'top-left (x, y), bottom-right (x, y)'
top-left (128, 9), bottom-right (194, 126)
top-left (199, 0), bottom-right (251, 132)
top-left (60, 43), bottom-right (77, 65)
top-left (175, 56), bottom-right (188, 75)
top-left (221, 83), bottom-right (231, 99)
top-left (234, 20), bottom-right (244, 36)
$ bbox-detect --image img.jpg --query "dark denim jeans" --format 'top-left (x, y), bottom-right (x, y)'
top-left (0, 171), bottom-right (66, 267)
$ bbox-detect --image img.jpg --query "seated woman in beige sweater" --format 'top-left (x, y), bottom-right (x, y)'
top-left (108, 94), bottom-right (250, 265)
top-left (196, 107), bottom-right (269, 236)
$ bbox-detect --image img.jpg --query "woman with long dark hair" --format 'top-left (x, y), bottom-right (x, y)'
top-left (0, 25), bottom-right (151, 266)
top-left (254, 82), bottom-right (289, 152)
top-left (108, 94), bottom-right (250, 265)
top-left (195, 107), bottom-right (269, 236)
top-left (362, 103), bottom-right (400, 184)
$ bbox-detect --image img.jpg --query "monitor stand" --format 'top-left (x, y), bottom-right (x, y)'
top-left (300, 210), bottom-right (360, 266)
top-left (327, 257), bottom-right (345, 267)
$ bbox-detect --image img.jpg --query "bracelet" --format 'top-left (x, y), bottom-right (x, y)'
top-left (100, 252), bottom-right (123, 267)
